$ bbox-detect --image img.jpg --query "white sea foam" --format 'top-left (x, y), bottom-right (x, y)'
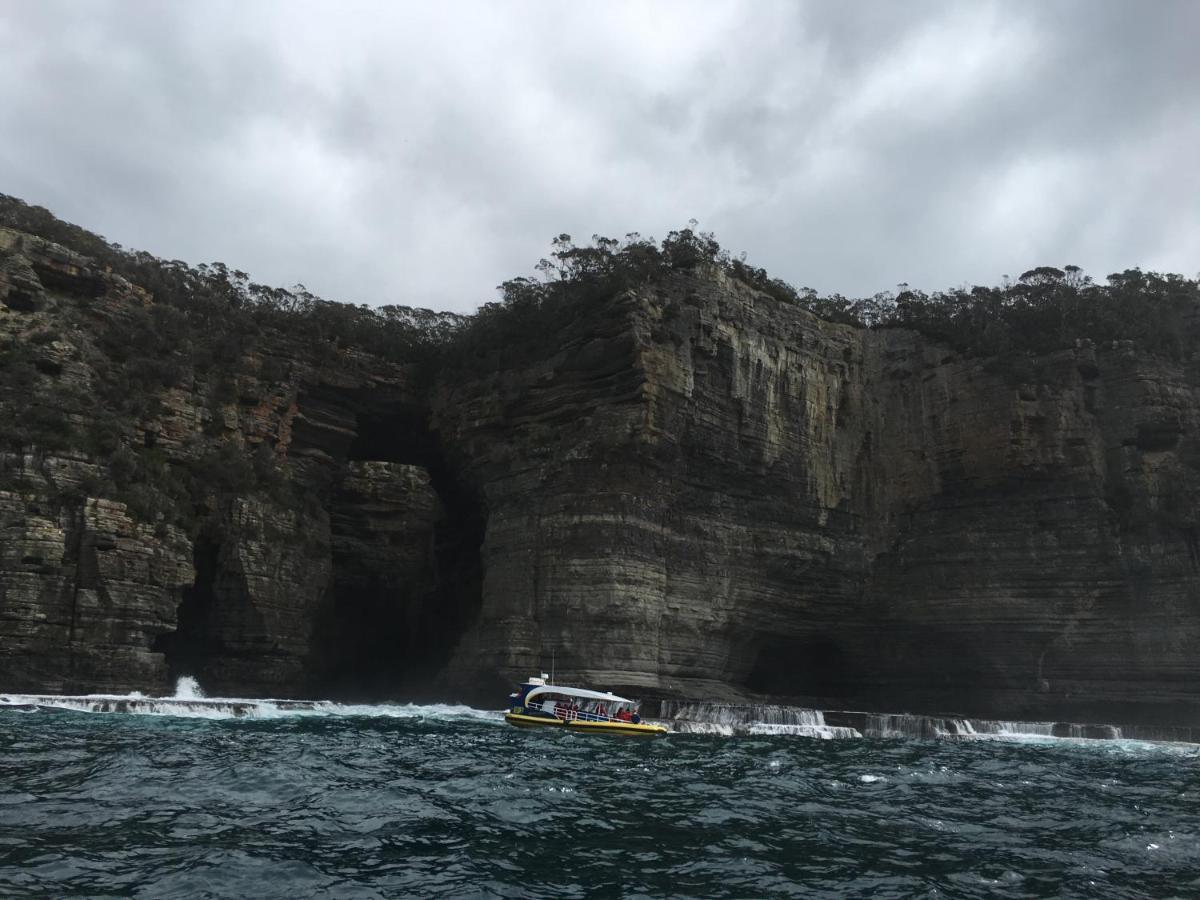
top-left (4, 689), bottom-right (1196, 749)
top-left (660, 701), bottom-right (1191, 746)
top-left (672, 721), bottom-right (735, 736)
top-left (746, 723), bottom-right (862, 739)
top-left (664, 700), bottom-right (854, 739)
top-left (0, 691), bottom-right (504, 723)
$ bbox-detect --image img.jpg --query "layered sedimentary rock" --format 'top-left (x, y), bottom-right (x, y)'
top-left (433, 276), bottom-right (868, 704)
top-left (435, 271), bottom-right (1200, 725)
top-left (0, 227), bottom-right (449, 697)
top-left (857, 332), bottom-right (1200, 724)
top-left (0, 476), bottom-right (192, 693)
top-left (167, 496), bottom-right (332, 696)
top-left (2, 219), bottom-right (1200, 727)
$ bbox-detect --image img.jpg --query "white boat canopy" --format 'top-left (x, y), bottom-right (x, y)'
top-left (525, 685), bottom-right (633, 706)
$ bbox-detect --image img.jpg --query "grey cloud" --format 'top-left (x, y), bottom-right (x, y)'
top-left (0, 0), bottom-right (1195, 314)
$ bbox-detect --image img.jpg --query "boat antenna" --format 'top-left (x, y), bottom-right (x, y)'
top-left (551, 648), bottom-right (556, 684)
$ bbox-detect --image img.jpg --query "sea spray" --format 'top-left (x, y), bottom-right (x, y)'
top-left (172, 676), bottom-right (205, 700)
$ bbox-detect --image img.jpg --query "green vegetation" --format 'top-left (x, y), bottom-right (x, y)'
top-left (471, 229), bottom-right (1200, 366)
top-left (435, 223), bottom-right (1200, 373)
top-left (0, 194), bottom-right (465, 369)
top-left (5, 194), bottom-right (1198, 380)
top-left (859, 266), bottom-right (1200, 361)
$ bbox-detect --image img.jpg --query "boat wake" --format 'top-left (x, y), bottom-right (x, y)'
top-left (0, 678), bottom-right (502, 723)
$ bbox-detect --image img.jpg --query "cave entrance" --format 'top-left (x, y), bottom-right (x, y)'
top-left (153, 530), bottom-right (220, 689)
top-left (745, 634), bottom-right (857, 700)
top-left (314, 404), bottom-right (484, 700)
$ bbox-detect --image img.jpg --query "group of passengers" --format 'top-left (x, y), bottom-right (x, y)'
top-left (548, 699), bottom-right (640, 724)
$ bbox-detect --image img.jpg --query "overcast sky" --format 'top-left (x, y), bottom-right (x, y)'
top-left (1, 1), bottom-right (1196, 313)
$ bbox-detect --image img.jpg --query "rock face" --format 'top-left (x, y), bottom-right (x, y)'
top-left (854, 331), bottom-right (1200, 725)
top-left (0, 226), bottom-right (453, 698)
top-left (434, 271), bottom-right (1200, 725)
top-left (0, 481), bottom-right (192, 693)
top-left (432, 277), bottom-right (869, 705)
top-left (2, 220), bottom-right (1200, 726)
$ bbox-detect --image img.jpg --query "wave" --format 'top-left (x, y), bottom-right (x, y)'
top-left (0, 680), bottom-right (503, 723)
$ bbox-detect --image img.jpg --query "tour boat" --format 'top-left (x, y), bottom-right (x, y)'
top-left (504, 675), bottom-right (668, 736)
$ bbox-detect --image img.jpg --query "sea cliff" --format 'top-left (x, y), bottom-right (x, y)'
top-left (2, 204), bottom-right (1199, 726)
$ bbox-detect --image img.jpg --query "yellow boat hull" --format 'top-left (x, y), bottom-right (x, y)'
top-left (504, 712), bottom-right (565, 728)
top-left (504, 712), bottom-right (667, 736)
top-left (566, 718), bottom-right (668, 736)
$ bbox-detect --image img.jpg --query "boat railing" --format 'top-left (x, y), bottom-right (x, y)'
top-left (536, 704), bottom-right (638, 724)
top-left (560, 709), bottom-right (608, 723)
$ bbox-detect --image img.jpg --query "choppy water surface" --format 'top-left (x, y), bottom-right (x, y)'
top-left (1, 702), bottom-right (1198, 898)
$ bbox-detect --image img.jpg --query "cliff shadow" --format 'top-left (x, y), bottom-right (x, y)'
top-left (745, 634), bottom-right (864, 701)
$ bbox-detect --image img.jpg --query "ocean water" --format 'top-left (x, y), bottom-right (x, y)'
top-left (1, 698), bottom-right (1198, 899)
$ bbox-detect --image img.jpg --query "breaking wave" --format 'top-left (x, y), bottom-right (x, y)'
top-left (172, 676), bottom-right (205, 700)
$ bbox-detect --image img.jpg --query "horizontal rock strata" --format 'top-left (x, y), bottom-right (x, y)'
top-left (435, 271), bottom-right (1200, 725)
top-left (2, 220), bottom-right (1199, 728)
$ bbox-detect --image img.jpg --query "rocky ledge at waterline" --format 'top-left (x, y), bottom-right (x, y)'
top-left (657, 700), bottom-right (1200, 745)
top-left (2, 197), bottom-right (1200, 730)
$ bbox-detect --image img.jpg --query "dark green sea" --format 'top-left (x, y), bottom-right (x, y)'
top-left (1, 701), bottom-right (1198, 899)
